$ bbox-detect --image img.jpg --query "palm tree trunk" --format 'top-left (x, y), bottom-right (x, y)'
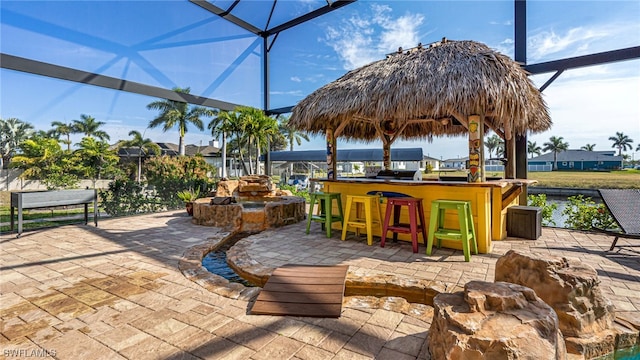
top-left (221, 133), bottom-right (227, 178)
top-left (179, 136), bottom-right (185, 156)
top-left (137, 154), bottom-right (142, 183)
top-left (248, 137), bottom-right (254, 174)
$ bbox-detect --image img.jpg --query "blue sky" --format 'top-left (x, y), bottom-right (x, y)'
top-left (1, 0), bottom-right (639, 161)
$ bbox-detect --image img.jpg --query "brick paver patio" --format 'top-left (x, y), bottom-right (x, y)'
top-left (1, 210), bottom-right (638, 359)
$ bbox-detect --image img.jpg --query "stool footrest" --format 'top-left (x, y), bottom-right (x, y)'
top-left (433, 229), bottom-right (473, 240)
top-left (387, 224), bottom-right (425, 234)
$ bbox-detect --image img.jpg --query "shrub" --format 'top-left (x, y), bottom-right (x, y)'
top-left (562, 195), bottom-right (618, 231)
top-left (99, 179), bottom-right (163, 216)
top-left (527, 194), bottom-right (558, 226)
top-left (144, 155), bottom-right (216, 208)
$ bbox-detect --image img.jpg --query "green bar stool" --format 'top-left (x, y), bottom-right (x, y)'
top-left (306, 192), bottom-right (344, 238)
top-left (426, 200), bottom-right (478, 262)
top-left (341, 194), bottom-right (383, 245)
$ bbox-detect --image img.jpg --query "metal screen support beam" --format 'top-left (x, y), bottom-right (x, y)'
top-left (526, 46), bottom-right (640, 75)
top-left (1, 53), bottom-right (240, 111)
top-left (514, 0), bottom-right (528, 188)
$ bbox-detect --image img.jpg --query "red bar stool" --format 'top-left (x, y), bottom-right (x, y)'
top-left (381, 197), bottom-right (427, 253)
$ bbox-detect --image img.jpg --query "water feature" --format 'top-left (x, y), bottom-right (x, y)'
top-left (201, 232), bottom-right (256, 287)
top-left (615, 345), bottom-right (640, 359)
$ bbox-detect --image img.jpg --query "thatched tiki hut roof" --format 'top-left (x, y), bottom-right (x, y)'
top-left (289, 39), bottom-right (551, 180)
top-left (289, 39), bottom-right (551, 142)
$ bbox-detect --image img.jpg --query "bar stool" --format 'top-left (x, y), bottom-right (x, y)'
top-left (426, 200), bottom-right (477, 262)
top-left (306, 192), bottom-right (344, 238)
top-left (341, 194), bottom-right (383, 245)
top-left (381, 197), bottom-right (427, 253)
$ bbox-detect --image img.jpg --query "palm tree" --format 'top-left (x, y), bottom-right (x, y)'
top-left (208, 110), bottom-right (238, 178)
top-left (236, 106), bottom-right (271, 174)
top-left (608, 132), bottom-right (633, 157)
top-left (0, 118), bottom-right (34, 169)
top-left (147, 87), bottom-right (214, 156)
top-left (50, 121), bottom-right (74, 151)
top-left (72, 114), bottom-right (110, 141)
top-left (484, 134), bottom-right (501, 158)
top-left (280, 116), bottom-right (310, 176)
top-left (542, 136), bottom-right (569, 170)
top-left (581, 144), bottom-right (596, 151)
top-left (527, 141), bottom-right (542, 159)
top-left (253, 115), bottom-right (279, 174)
top-left (118, 130), bottom-right (161, 182)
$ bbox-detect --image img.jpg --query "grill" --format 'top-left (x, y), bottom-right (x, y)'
top-left (375, 169), bottom-right (423, 181)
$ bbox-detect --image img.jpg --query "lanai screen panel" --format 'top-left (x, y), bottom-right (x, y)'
top-left (1, 0), bottom-right (262, 107)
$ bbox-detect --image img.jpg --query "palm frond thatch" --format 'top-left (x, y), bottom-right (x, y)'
top-left (289, 39), bottom-right (551, 142)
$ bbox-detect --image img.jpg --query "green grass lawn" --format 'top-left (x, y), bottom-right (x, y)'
top-left (0, 206), bottom-right (98, 233)
top-left (423, 169), bottom-right (640, 189)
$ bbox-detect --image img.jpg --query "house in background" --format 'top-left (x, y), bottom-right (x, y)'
top-left (442, 156), bottom-right (469, 170)
top-left (116, 141), bottom-right (225, 175)
top-left (528, 150), bottom-right (622, 170)
top-left (421, 155), bottom-right (440, 172)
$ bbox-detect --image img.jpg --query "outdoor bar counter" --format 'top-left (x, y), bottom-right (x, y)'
top-left (315, 178), bottom-right (533, 254)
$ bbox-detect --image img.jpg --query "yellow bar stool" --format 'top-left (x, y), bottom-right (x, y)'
top-left (341, 194), bottom-right (383, 245)
top-left (426, 200), bottom-right (478, 262)
top-left (306, 192), bottom-right (344, 238)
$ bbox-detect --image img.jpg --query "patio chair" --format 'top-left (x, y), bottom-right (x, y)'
top-left (596, 189), bottom-right (640, 251)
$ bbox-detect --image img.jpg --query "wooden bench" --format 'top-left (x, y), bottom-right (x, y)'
top-left (10, 189), bottom-right (98, 237)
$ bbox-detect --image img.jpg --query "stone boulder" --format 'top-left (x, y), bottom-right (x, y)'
top-left (495, 250), bottom-right (617, 358)
top-left (429, 281), bottom-right (566, 360)
top-left (495, 250), bottom-right (615, 338)
top-left (215, 179), bottom-right (239, 197)
top-left (237, 175), bottom-right (272, 195)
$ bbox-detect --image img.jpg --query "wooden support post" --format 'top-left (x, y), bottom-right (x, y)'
top-left (467, 115), bottom-right (485, 182)
top-left (383, 138), bottom-right (391, 170)
top-left (326, 127), bottom-right (337, 180)
top-left (505, 136), bottom-right (516, 179)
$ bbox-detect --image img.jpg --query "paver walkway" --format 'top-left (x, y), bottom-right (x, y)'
top-left (1, 211), bottom-right (638, 359)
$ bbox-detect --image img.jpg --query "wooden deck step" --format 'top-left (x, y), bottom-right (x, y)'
top-left (249, 264), bottom-right (349, 318)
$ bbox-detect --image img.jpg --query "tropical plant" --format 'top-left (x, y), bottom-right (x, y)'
top-left (72, 114), bottom-right (110, 141)
top-left (0, 117), bottom-right (34, 168)
top-left (144, 155), bottom-right (215, 208)
top-left (117, 130), bottom-right (162, 182)
top-left (562, 195), bottom-right (617, 231)
top-left (527, 194), bottom-right (557, 226)
top-left (49, 121), bottom-right (74, 151)
top-left (609, 132), bottom-right (633, 157)
top-left (485, 134), bottom-right (501, 158)
top-left (147, 87), bottom-right (215, 156)
top-left (527, 141), bottom-right (542, 158)
top-left (10, 137), bottom-right (78, 189)
top-left (542, 136), bottom-right (569, 170)
top-left (73, 137), bottom-right (121, 188)
top-left (177, 188), bottom-right (200, 203)
top-left (581, 144), bottom-right (596, 151)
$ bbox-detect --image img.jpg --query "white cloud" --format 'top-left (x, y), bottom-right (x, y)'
top-left (528, 21), bottom-right (639, 62)
top-left (322, 4), bottom-right (424, 70)
top-left (290, 76), bottom-right (301, 82)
